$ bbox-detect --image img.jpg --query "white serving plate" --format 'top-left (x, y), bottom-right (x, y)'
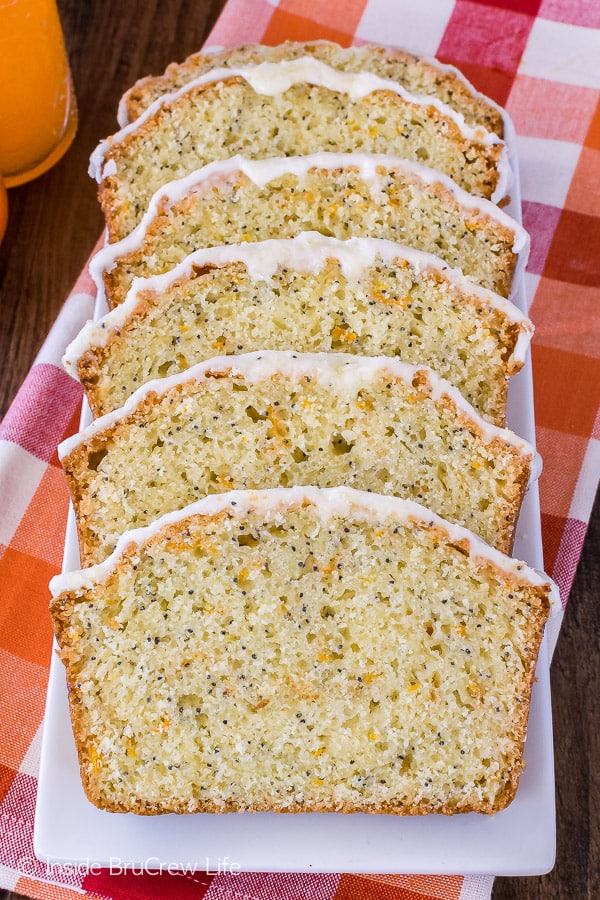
top-left (35, 119), bottom-right (558, 875)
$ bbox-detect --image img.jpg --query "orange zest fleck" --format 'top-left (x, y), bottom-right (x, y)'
top-left (88, 745), bottom-right (103, 773)
top-left (467, 682), bottom-right (482, 699)
top-left (331, 325), bottom-right (357, 343)
top-left (267, 405), bottom-right (286, 444)
top-left (153, 716), bottom-right (172, 734)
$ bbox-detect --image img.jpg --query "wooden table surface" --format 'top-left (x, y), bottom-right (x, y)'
top-left (0, 2), bottom-right (597, 898)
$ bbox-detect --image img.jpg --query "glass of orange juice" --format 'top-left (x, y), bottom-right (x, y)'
top-left (0, 0), bottom-right (77, 187)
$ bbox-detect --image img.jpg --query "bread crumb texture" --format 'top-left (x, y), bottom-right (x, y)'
top-left (51, 497), bottom-right (549, 815)
top-left (103, 166), bottom-right (517, 308)
top-left (103, 71), bottom-right (502, 239)
top-left (123, 41), bottom-right (504, 137)
top-left (63, 360), bottom-right (529, 564)
top-left (82, 254), bottom-right (522, 423)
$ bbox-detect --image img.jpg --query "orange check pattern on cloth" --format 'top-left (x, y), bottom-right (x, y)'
top-left (1, 1), bottom-right (599, 898)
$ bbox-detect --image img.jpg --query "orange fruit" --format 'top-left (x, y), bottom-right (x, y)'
top-left (0, 175), bottom-right (7, 244)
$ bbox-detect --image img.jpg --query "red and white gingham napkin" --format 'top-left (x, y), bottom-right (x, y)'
top-left (1, 1), bottom-right (599, 898)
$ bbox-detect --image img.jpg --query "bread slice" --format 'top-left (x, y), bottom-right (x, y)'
top-left (119, 40), bottom-right (505, 137)
top-left (49, 485), bottom-right (554, 815)
top-left (68, 234), bottom-right (533, 424)
top-left (59, 352), bottom-right (535, 565)
top-left (90, 153), bottom-right (529, 309)
top-left (91, 59), bottom-right (509, 241)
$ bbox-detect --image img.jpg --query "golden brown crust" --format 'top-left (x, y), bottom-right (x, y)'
top-left (61, 388), bottom-right (167, 565)
top-left (100, 76), bottom-right (247, 239)
top-left (420, 177), bottom-right (517, 298)
top-left (75, 284), bottom-right (169, 416)
top-left (121, 41), bottom-right (504, 138)
top-left (99, 71), bottom-right (505, 243)
top-left (79, 790), bottom-right (513, 816)
top-left (428, 388), bottom-right (532, 555)
top-left (50, 500), bottom-right (551, 817)
top-left (99, 163), bottom-right (518, 311)
top-left (101, 173), bottom-right (217, 306)
top-left (75, 253), bottom-right (526, 424)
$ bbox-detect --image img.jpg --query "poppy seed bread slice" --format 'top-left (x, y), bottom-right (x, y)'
top-left (90, 153), bottom-right (529, 310)
top-left (91, 59), bottom-right (509, 241)
top-left (68, 234), bottom-right (533, 424)
top-left (59, 352), bottom-right (535, 566)
top-left (49, 485), bottom-right (554, 815)
top-left (119, 40), bottom-right (505, 137)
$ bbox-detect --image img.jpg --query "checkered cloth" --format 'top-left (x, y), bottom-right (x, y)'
top-left (1, 1), bottom-right (598, 897)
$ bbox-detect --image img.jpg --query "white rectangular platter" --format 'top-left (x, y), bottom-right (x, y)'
top-left (35, 116), bottom-right (558, 875)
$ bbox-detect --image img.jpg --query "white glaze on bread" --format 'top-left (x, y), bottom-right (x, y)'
top-left (49, 484), bottom-right (558, 611)
top-left (88, 152), bottom-right (530, 306)
top-left (90, 58), bottom-right (511, 204)
top-left (58, 350), bottom-right (536, 464)
top-left (65, 234), bottom-right (533, 378)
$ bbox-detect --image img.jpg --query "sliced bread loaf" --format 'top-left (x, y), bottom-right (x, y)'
top-left (49, 485), bottom-right (554, 815)
top-left (119, 40), bottom-right (505, 137)
top-left (68, 234), bottom-right (532, 424)
top-left (90, 153), bottom-right (529, 310)
top-left (59, 352), bottom-right (535, 565)
top-left (91, 59), bottom-right (509, 241)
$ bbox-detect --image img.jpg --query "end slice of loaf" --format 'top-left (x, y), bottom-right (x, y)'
top-left (59, 351), bottom-right (535, 565)
top-left (49, 485), bottom-right (554, 815)
top-left (119, 40), bottom-right (505, 138)
top-left (68, 234), bottom-right (533, 424)
top-left (92, 59), bottom-right (509, 241)
top-left (90, 153), bottom-right (529, 309)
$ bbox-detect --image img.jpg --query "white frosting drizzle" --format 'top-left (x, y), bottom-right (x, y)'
top-left (58, 350), bottom-right (535, 466)
top-left (118, 73), bottom-right (155, 125)
top-left (65, 233), bottom-right (533, 376)
top-left (48, 484), bottom-right (559, 616)
top-left (91, 58), bottom-right (509, 200)
top-left (116, 43), bottom-right (510, 132)
top-left (88, 152), bottom-right (530, 307)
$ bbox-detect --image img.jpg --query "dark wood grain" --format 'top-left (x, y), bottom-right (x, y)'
top-left (493, 489), bottom-right (600, 900)
top-left (0, 2), bottom-right (597, 898)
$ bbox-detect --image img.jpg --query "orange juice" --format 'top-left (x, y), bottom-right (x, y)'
top-left (0, 0), bottom-right (77, 186)
top-left (0, 175), bottom-right (7, 242)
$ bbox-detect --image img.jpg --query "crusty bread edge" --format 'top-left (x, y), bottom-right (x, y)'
top-left (50, 497), bottom-right (550, 816)
top-left (100, 163), bottom-right (520, 308)
top-left (76, 254), bottom-right (526, 423)
top-left (120, 41), bottom-right (505, 139)
top-left (60, 359), bottom-right (532, 563)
